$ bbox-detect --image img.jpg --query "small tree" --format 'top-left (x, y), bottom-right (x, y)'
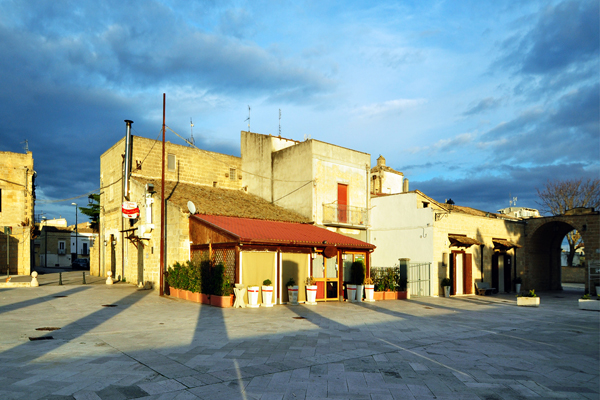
top-left (536, 178), bottom-right (600, 266)
top-left (78, 194), bottom-right (100, 231)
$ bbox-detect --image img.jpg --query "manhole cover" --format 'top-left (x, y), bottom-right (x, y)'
top-left (424, 306), bottom-right (433, 309)
top-left (36, 327), bottom-right (60, 331)
top-left (29, 336), bottom-right (53, 341)
top-left (54, 296), bottom-right (67, 298)
top-left (102, 304), bottom-right (118, 307)
top-left (293, 316), bottom-right (306, 319)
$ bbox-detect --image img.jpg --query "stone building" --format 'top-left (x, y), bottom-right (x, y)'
top-left (370, 155), bottom-right (407, 195)
top-left (370, 190), bottom-right (524, 297)
top-left (241, 131), bottom-right (371, 242)
top-left (0, 150), bottom-right (35, 275)
top-left (38, 226), bottom-right (73, 268)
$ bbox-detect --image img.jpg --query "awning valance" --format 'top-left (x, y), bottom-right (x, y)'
top-left (448, 234), bottom-right (482, 248)
top-left (492, 238), bottom-right (521, 251)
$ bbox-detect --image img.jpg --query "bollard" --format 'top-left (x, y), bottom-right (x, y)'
top-left (82, 271), bottom-right (86, 284)
top-left (58, 272), bottom-right (63, 286)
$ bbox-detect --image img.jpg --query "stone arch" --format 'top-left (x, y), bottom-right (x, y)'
top-left (522, 210), bottom-right (600, 292)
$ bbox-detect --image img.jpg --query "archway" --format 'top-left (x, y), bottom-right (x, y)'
top-left (522, 209), bottom-right (600, 293)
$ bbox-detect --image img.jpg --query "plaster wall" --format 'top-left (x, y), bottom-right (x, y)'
top-left (370, 193), bottom-right (434, 268)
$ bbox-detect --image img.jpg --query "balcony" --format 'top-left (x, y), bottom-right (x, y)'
top-left (322, 203), bottom-right (368, 228)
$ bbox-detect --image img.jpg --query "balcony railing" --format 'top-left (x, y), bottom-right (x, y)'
top-left (322, 203), bottom-right (368, 228)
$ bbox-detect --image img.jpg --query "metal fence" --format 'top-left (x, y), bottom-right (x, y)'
top-left (322, 203), bottom-right (368, 227)
top-left (407, 262), bottom-right (431, 297)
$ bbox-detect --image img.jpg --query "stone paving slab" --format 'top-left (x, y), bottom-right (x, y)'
top-left (0, 281), bottom-right (598, 399)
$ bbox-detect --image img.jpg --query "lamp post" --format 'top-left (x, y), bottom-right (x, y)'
top-left (42, 217), bottom-right (47, 268)
top-left (72, 203), bottom-right (78, 261)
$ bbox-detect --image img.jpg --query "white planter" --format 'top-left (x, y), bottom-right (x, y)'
top-left (306, 285), bottom-right (317, 305)
top-left (517, 296), bottom-right (540, 307)
top-left (261, 285), bottom-right (273, 307)
top-left (247, 286), bottom-right (260, 308)
top-left (515, 283), bottom-right (521, 293)
top-left (579, 299), bottom-right (600, 311)
top-left (364, 284), bottom-right (375, 302)
top-left (347, 284), bottom-right (357, 302)
top-left (356, 285), bottom-right (364, 302)
top-left (287, 285), bottom-right (299, 305)
top-left (443, 286), bottom-right (450, 298)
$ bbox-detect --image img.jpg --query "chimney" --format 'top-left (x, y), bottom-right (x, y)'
top-left (403, 178), bottom-right (409, 193)
top-left (123, 120), bottom-right (134, 200)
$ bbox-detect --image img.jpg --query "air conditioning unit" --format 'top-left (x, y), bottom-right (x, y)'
top-left (58, 249), bottom-right (65, 255)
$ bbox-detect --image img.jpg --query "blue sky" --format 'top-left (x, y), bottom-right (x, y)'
top-left (0, 0), bottom-right (598, 225)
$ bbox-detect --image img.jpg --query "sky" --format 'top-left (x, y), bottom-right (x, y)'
top-left (0, 0), bottom-right (598, 226)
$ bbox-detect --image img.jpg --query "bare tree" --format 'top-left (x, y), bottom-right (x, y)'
top-left (536, 178), bottom-right (600, 266)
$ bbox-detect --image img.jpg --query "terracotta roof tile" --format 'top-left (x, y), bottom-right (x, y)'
top-left (193, 214), bottom-right (375, 249)
top-left (138, 178), bottom-right (309, 223)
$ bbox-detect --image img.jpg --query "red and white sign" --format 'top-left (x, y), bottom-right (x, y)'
top-left (122, 201), bottom-right (140, 219)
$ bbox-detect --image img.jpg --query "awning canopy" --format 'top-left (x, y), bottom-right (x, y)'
top-left (492, 238), bottom-right (522, 251)
top-left (448, 234), bottom-right (482, 248)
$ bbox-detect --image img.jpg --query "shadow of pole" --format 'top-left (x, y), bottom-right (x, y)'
top-left (0, 286), bottom-right (91, 315)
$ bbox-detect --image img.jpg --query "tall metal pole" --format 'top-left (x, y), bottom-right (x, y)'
top-left (160, 93), bottom-right (166, 296)
top-left (72, 203), bottom-right (78, 260)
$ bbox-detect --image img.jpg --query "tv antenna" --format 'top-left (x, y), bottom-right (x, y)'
top-left (21, 139), bottom-right (29, 153)
top-left (510, 196), bottom-right (517, 207)
top-left (189, 118), bottom-right (195, 147)
top-left (245, 105), bottom-right (251, 132)
top-left (278, 109), bottom-right (281, 136)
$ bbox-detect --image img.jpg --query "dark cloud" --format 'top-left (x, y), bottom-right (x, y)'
top-left (462, 97), bottom-right (502, 116)
top-left (411, 162), bottom-right (598, 214)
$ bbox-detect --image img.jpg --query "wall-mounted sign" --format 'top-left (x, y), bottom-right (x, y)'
top-left (122, 201), bottom-right (140, 219)
top-left (323, 246), bottom-right (337, 258)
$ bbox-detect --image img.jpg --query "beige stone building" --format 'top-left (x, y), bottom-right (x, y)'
top-left (38, 226), bottom-right (73, 268)
top-left (241, 131), bottom-right (371, 242)
top-left (0, 151), bottom-right (35, 275)
top-left (370, 190), bottom-right (524, 297)
top-left (95, 132), bottom-right (310, 292)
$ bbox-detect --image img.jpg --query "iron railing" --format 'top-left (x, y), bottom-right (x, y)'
top-left (322, 203), bottom-right (368, 227)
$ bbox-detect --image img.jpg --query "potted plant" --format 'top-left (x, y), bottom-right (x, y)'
top-left (247, 284), bottom-right (260, 308)
top-left (441, 278), bottom-right (451, 298)
top-left (364, 277), bottom-right (375, 302)
top-left (354, 260), bottom-right (366, 302)
top-left (199, 259), bottom-right (212, 304)
top-left (209, 263), bottom-right (234, 307)
top-left (514, 276), bottom-right (522, 294)
top-left (578, 293), bottom-right (600, 311)
top-left (261, 279), bottom-right (274, 307)
top-left (305, 277), bottom-right (317, 305)
top-left (286, 277), bottom-right (299, 305)
top-left (517, 289), bottom-right (540, 307)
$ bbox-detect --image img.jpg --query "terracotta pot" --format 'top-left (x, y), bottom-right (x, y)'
top-left (383, 290), bottom-right (396, 300)
top-left (210, 294), bottom-right (234, 308)
top-left (396, 290), bottom-right (408, 300)
top-left (373, 291), bottom-right (384, 301)
top-left (169, 288), bottom-right (179, 298)
top-left (200, 293), bottom-right (211, 304)
top-left (189, 292), bottom-right (201, 303)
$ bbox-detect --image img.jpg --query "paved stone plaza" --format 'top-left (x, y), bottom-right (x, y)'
top-left (0, 273), bottom-right (598, 400)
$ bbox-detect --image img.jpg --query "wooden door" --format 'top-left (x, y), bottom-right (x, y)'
top-left (337, 184), bottom-right (348, 223)
top-left (492, 253), bottom-right (499, 291)
top-left (504, 254), bottom-right (512, 293)
top-left (464, 253), bottom-right (473, 294)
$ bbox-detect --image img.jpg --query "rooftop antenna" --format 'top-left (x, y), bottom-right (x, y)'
top-left (278, 109), bottom-right (281, 137)
top-left (21, 139), bottom-right (28, 153)
top-left (245, 105), bottom-right (251, 132)
top-left (189, 118), bottom-right (195, 147)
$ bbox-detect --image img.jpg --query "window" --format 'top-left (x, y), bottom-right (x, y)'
top-left (337, 183), bottom-right (348, 223)
top-left (83, 243), bottom-right (88, 255)
top-left (422, 202), bottom-right (429, 208)
top-left (229, 168), bottom-right (236, 181)
top-left (58, 241), bottom-right (65, 255)
top-left (168, 154), bottom-right (176, 171)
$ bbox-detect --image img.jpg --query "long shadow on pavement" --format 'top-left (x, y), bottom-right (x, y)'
top-left (0, 286), bottom-right (90, 315)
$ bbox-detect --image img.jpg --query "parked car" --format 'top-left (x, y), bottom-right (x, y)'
top-left (71, 258), bottom-right (89, 270)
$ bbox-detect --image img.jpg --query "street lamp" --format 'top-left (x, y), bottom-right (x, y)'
top-left (42, 216), bottom-right (47, 268)
top-left (72, 202), bottom-right (78, 261)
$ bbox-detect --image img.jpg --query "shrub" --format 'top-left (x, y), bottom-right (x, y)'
top-left (263, 279), bottom-right (272, 286)
top-left (441, 278), bottom-right (451, 287)
top-left (212, 263), bottom-right (232, 296)
top-left (351, 260), bottom-right (366, 285)
top-left (286, 277), bottom-right (296, 287)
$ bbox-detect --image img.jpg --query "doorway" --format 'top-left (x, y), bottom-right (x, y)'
top-left (110, 235), bottom-right (116, 277)
top-left (450, 251), bottom-right (473, 295)
top-left (313, 253), bottom-right (339, 301)
top-left (337, 184), bottom-right (348, 223)
top-left (137, 244), bottom-right (144, 286)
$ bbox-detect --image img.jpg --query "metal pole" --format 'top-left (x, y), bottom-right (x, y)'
top-left (159, 93), bottom-right (166, 296)
top-left (72, 203), bottom-right (78, 261)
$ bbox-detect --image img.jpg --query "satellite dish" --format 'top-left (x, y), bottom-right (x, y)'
top-left (187, 201), bottom-right (196, 215)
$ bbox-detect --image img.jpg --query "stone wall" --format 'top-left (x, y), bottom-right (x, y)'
top-left (0, 151), bottom-right (34, 275)
top-left (561, 266), bottom-right (585, 283)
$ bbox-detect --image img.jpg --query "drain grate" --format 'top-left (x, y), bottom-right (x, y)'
top-left (29, 336), bottom-right (53, 341)
top-left (423, 306), bottom-right (433, 309)
top-left (293, 316), bottom-right (306, 319)
top-left (102, 304), bottom-right (118, 307)
top-left (36, 327), bottom-right (60, 331)
top-left (54, 296), bottom-right (67, 298)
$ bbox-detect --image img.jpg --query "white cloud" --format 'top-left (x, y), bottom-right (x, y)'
top-left (354, 98), bottom-right (426, 119)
